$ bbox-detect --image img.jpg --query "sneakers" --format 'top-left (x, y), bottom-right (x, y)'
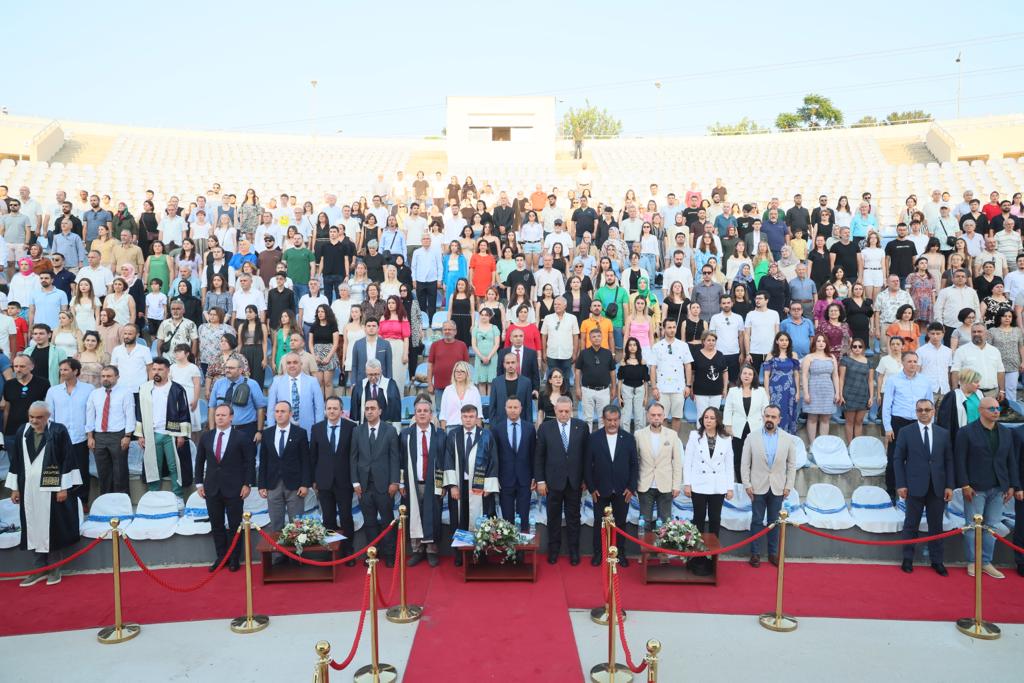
top-left (46, 570), bottom-right (61, 586)
top-left (982, 564), bottom-right (1005, 579)
top-left (19, 572), bottom-right (47, 588)
top-left (176, 496), bottom-right (185, 514)
top-left (967, 564), bottom-right (975, 577)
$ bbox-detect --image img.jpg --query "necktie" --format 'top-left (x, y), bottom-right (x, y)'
top-left (511, 422), bottom-right (518, 452)
top-left (923, 425), bottom-right (930, 455)
top-left (101, 388), bottom-right (111, 432)
top-left (291, 378), bottom-right (300, 420)
top-left (466, 430), bottom-right (474, 456)
top-left (372, 383), bottom-right (378, 401)
top-left (421, 429), bottom-right (429, 481)
top-left (370, 426), bottom-right (377, 446)
top-left (330, 424), bottom-right (338, 452)
top-left (215, 431), bottom-right (224, 462)
top-left (561, 422), bottom-right (569, 451)
top-left (515, 348), bottom-right (522, 373)
top-left (279, 430), bottom-right (286, 457)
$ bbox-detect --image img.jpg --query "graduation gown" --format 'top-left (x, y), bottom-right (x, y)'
top-left (134, 380), bottom-right (194, 487)
top-left (399, 424), bottom-right (446, 544)
top-left (4, 423), bottom-right (81, 552)
top-left (443, 426), bottom-right (499, 530)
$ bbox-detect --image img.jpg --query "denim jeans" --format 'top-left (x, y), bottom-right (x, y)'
top-left (640, 254), bottom-right (657, 277)
top-left (293, 283), bottom-right (309, 312)
top-left (963, 486), bottom-right (1004, 565)
top-left (323, 275), bottom-right (343, 303)
top-left (750, 491), bottom-right (784, 556)
top-left (620, 384), bottom-right (646, 431)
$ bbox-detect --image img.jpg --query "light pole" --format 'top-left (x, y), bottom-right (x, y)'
top-left (654, 81), bottom-right (663, 140)
top-left (954, 51), bottom-right (962, 119)
top-left (310, 79), bottom-right (318, 140)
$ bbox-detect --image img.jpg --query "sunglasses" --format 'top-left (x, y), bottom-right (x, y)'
top-left (983, 406), bottom-right (1001, 413)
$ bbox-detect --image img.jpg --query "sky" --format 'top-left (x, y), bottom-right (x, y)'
top-left (4, 1), bottom-right (1023, 138)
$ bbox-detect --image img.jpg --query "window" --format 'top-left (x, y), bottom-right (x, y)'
top-left (491, 127), bottom-right (511, 142)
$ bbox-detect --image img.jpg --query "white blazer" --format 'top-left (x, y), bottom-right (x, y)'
top-left (722, 386), bottom-right (770, 438)
top-left (683, 431), bottom-right (735, 495)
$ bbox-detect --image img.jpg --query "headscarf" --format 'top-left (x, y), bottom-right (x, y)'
top-left (778, 247), bottom-right (799, 269)
top-left (17, 257), bottom-right (32, 273)
top-left (121, 263), bottom-right (139, 287)
top-left (635, 276), bottom-right (658, 310)
top-left (172, 280), bottom-right (203, 326)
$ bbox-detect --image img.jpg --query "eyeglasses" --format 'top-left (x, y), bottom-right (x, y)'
top-left (983, 406), bottom-right (1001, 413)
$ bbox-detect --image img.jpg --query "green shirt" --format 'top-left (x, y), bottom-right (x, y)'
top-left (594, 284), bottom-right (629, 328)
top-left (282, 248), bottom-right (315, 284)
top-left (965, 393), bottom-right (980, 423)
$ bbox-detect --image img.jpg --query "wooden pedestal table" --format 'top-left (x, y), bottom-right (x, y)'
top-left (257, 533), bottom-right (341, 583)
top-left (457, 539), bottom-right (539, 582)
top-left (640, 532), bottom-right (720, 585)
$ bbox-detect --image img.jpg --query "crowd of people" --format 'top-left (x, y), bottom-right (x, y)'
top-left (0, 175), bottom-right (1021, 584)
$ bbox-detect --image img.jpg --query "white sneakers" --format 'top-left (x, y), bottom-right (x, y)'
top-left (45, 570), bottom-right (61, 586)
top-left (19, 573), bottom-right (47, 588)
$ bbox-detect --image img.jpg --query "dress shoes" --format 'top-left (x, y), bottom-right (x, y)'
top-left (427, 554), bottom-right (439, 567)
top-left (768, 555), bottom-right (779, 567)
top-left (749, 555), bottom-right (761, 568)
top-left (982, 563), bottom-right (1005, 579)
top-left (931, 563), bottom-right (948, 577)
top-left (569, 552), bottom-right (581, 566)
top-left (407, 552), bottom-right (425, 567)
top-left (547, 553), bottom-right (559, 565)
top-left (900, 559), bottom-right (914, 574)
top-left (454, 554), bottom-right (464, 567)
top-left (228, 558), bottom-right (241, 572)
top-left (591, 555), bottom-right (602, 567)
top-left (209, 558), bottom-right (223, 573)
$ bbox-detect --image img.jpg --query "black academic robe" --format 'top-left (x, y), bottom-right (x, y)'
top-left (399, 424), bottom-right (446, 544)
top-left (7, 423), bottom-right (81, 552)
top-left (135, 380), bottom-right (194, 488)
top-left (443, 426), bottom-right (499, 528)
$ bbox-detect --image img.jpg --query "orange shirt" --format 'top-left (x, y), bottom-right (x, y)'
top-left (579, 316), bottom-right (613, 350)
top-left (530, 191), bottom-right (547, 212)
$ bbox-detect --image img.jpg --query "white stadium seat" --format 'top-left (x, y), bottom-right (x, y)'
top-left (810, 435), bottom-right (853, 475)
top-left (848, 436), bottom-right (887, 477)
top-left (125, 491), bottom-right (179, 540)
top-left (176, 492), bottom-right (212, 536)
top-left (804, 483), bottom-right (855, 530)
top-left (81, 493), bottom-right (135, 538)
top-left (850, 486), bottom-right (903, 534)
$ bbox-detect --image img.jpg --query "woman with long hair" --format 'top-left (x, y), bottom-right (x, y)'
top-left (106, 276), bottom-right (136, 326)
top-left (537, 367), bottom-right (570, 426)
top-left (885, 304), bottom-right (920, 353)
top-left (813, 282), bottom-right (839, 326)
top-left (236, 304), bottom-right (269, 387)
top-left (981, 280), bottom-right (1013, 328)
top-left (309, 304), bottom-right (340, 398)
top-left (989, 308), bottom-right (1024, 402)
top-left (802, 333), bottom-right (840, 441)
top-left (439, 360), bottom-right (483, 430)
top-left (203, 272), bottom-right (232, 321)
top-left (725, 238), bottom-right (752, 284)
top-left (565, 276), bottom-right (590, 327)
top-left (478, 285), bottom-right (506, 336)
top-left (447, 277), bottom-right (475, 348)
top-left (400, 283), bottom-right (424, 380)
top-left (661, 281), bottom-right (687, 340)
top-left (519, 209), bottom-right (543, 270)
top-left (684, 407), bottom-right (734, 534)
top-left (617, 337), bottom-right (650, 431)
top-left (807, 233), bottom-right (832, 289)
top-left (442, 240), bottom-right (468, 307)
top-left (819, 302), bottom-right (852, 361)
top-left (175, 238), bottom-right (202, 277)
top-left (53, 310), bottom-right (82, 358)
top-left (833, 195), bottom-right (852, 227)
top-left (504, 304), bottom-right (542, 350)
top-left (469, 239), bottom-right (497, 298)
top-left (75, 330), bottom-right (108, 387)
top-left (507, 283), bottom-right (535, 324)
top-left (860, 231), bottom-right (884, 300)
top-left (144, 239), bottom-right (174, 295)
top-left (213, 213), bottom-right (237, 253)
top-left (341, 305), bottom-right (365, 388)
top-left (536, 283), bottom-right (557, 323)
top-left (625, 295), bottom-right (654, 349)
top-left (752, 240), bottom-right (774, 287)
top-left (205, 333), bottom-right (250, 398)
top-left (459, 224), bottom-right (476, 260)
top-left (683, 301), bottom-right (708, 355)
top-left (380, 295), bottom-right (411, 388)
top-left (362, 282), bottom-right (387, 322)
top-left (70, 277), bottom-right (100, 332)
top-left (843, 281), bottom-right (874, 348)
top-left (839, 337), bottom-right (874, 442)
top-left (826, 265), bottom-right (852, 300)
top-left (762, 332), bottom-right (801, 434)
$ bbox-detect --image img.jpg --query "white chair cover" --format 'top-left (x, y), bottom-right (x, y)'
top-left (581, 496), bottom-right (595, 527)
top-left (849, 437), bottom-right (887, 477)
top-left (127, 441), bottom-right (144, 477)
top-left (779, 489), bottom-right (809, 525)
top-left (850, 486), bottom-right (903, 534)
top-left (0, 498), bottom-right (21, 549)
top-left (81, 493), bottom-right (135, 538)
top-left (627, 495), bottom-right (641, 525)
top-left (810, 436), bottom-right (853, 475)
top-left (175, 491), bottom-right (211, 536)
top-left (294, 489), bottom-right (322, 522)
top-left (671, 494), bottom-right (694, 522)
top-left (352, 492), bottom-right (364, 531)
top-left (804, 483), bottom-right (855, 530)
top-left (242, 488), bottom-right (271, 528)
top-left (792, 439), bottom-right (809, 469)
top-left (721, 483), bottom-right (753, 531)
top-left (125, 491), bottom-right (179, 540)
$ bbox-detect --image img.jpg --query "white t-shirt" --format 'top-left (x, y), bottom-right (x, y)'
top-left (77, 265), bottom-right (115, 294)
top-left (0, 314), bottom-right (16, 356)
top-left (709, 312), bottom-right (743, 355)
top-left (744, 309), bottom-right (780, 355)
top-left (298, 294), bottom-right (329, 324)
top-left (145, 292), bottom-right (168, 320)
top-left (110, 343), bottom-right (154, 392)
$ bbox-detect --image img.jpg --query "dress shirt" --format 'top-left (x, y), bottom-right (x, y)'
top-left (882, 372), bottom-right (934, 432)
top-left (380, 229), bottom-right (406, 257)
top-left (411, 247), bottom-right (442, 282)
top-left (951, 343), bottom-right (1005, 390)
top-left (534, 268), bottom-right (565, 297)
top-left (541, 313), bottom-right (579, 359)
top-left (918, 422), bottom-right (932, 454)
top-left (77, 265), bottom-right (115, 293)
top-left (762, 429), bottom-right (779, 468)
top-left (416, 425), bottom-right (431, 482)
top-left (934, 286), bottom-right (980, 328)
top-left (45, 381), bottom-right (93, 444)
top-left (506, 420), bottom-right (521, 453)
top-left (52, 232), bottom-right (87, 268)
top-left (85, 384), bottom-right (136, 433)
top-left (198, 426), bottom-right (233, 489)
top-left (275, 424), bottom-right (291, 455)
top-left (787, 277), bottom-right (816, 301)
top-left (606, 432), bottom-right (618, 462)
top-left (462, 428), bottom-right (477, 480)
top-left (110, 343), bottom-right (153, 392)
top-left (917, 343), bottom-right (953, 394)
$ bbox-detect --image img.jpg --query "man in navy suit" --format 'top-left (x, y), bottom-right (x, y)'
top-left (494, 397), bottom-right (536, 534)
top-left (893, 398), bottom-right (953, 576)
top-left (489, 353), bottom-right (534, 422)
top-left (497, 327), bottom-right (541, 392)
top-left (260, 402), bottom-right (312, 563)
top-left (351, 359), bottom-right (403, 424)
top-left (536, 395), bottom-right (589, 564)
top-left (350, 318), bottom-right (393, 391)
top-left (585, 404), bottom-right (638, 567)
top-left (310, 397), bottom-right (357, 562)
top-left (195, 404), bottom-right (257, 572)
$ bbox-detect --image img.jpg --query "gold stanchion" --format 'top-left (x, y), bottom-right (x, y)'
top-left (312, 640), bottom-right (331, 683)
top-left (591, 506), bottom-right (626, 625)
top-left (97, 518), bottom-right (142, 644)
top-left (758, 510), bottom-right (797, 632)
top-left (956, 514), bottom-right (1001, 640)
top-left (354, 547), bottom-right (399, 683)
top-left (230, 511), bottom-right (270, 634)
top-left (645, 640), bottom-right (662, 682)
top-left (589, 546), bottom-right (633, 682)
top-left (386, 505), bottom-right (423, 624)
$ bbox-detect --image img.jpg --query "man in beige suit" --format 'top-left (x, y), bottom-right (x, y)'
top-left (740, 405), bottom-right (797, 568)
top-left (634, 403), bottom-right (682, 524)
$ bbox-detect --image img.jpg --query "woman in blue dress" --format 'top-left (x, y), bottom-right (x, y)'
top-left (761, 332), bottom-right (801, 434)
top-left (441, 240), bottom-right (468, 309)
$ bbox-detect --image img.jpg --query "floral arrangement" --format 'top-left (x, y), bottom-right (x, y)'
top-left (278, 518), bottom-right (328, 555)
top-left (652, 519), bottom-right (707, 553)
top-left (473, 516), bottom-right (521, 563)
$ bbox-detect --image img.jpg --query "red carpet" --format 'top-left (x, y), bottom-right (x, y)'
top-left (404, 562), bottom-right (583, 683)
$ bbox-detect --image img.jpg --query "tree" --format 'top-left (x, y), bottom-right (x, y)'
top-left (885, 110), bottom-right (932, 125)
top-left (775, 112), bottom-right (802, 131)
top-left (560, 100), bottom-right (623, 141)
top-left (708, 117), bottom-right (768, 136)
top-left (852, 115), bottom-right (879, 128)
top-left (796, 93), bottom-right (843, 128)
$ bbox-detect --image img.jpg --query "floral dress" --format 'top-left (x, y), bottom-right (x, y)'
top-left (905, 272), bottom-right (936, 323)
top-left (762, 355), bottom-right (800, 434)
top-left (818, 321), bottom-right (850, 362)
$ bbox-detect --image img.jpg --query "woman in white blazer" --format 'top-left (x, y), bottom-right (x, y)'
top-left (684, 407), bottom-right (735, 535)
top-left (722, 364), bottom-right (770, 484)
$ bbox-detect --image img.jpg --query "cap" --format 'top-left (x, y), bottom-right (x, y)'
top-left (553, 218), bottom-right (563, 225)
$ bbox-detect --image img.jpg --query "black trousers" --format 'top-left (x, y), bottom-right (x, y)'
top-left (691, 492), bottom-right (725, 536)
top-left (93, 430), bottom-right (129, 494)
top-left (70, 441), bottom-right (90, 508)
top-left (500, 483), bottom-right (533, 532)
top-left (359, 488), bottom-right (396, 559)
top-left (749, 353), bottom-right (766, 375)
top-left (901, 483), bottom-right (946, 562)
top-left (592, 493), bottom-right (629, 560)
top-left (885, 416), bottom-right (914, 498)
top-left (546, 484), bottom-right (582, 555)
top-left (207, 492), bottom-right (244, 563)
top-left (416, 281), bottom-right (438, 320)
top-left (318, 481), bottom-right (355, 554)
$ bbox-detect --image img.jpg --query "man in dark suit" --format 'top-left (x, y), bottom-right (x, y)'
top-left (444, 404), bottom-right (499, 566)
top-left (311, 396), bottom-right (357, 562)
top-left (350, 359), bottom-right (403, 424)
top-left (893, 398), bottom-right (953, 576)
top-left (494, 398), bottom-right (536, 538)
top-left (350, 319), bottom-right (393, 390)
top-left (497, 327), bottom-right (541, 392)
top-left (490, 353), bottom-right (534, 422)
top-left (536, 395), bottom-right (588, 565)
top-left (195, 404), bottom-right (257, 572)
top-left (399, 394), bottom-right (447, 567)
top-left (259, 401), bottom-right (312, 563)
top-left (351, 396), bottom-right (401, 566)
top-left (585, 404), bottom-right (638, 567)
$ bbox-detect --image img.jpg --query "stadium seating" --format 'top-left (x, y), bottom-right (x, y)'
top-left (804, 483), bottom-right (855, 530)
top-left (850, 486), bottom-right (903, 534)
top-left (809, 435), bottom-right (854, 475)
top-left (124, 491), bottom-right (179, 540)
top-left (848, 436), bottom-right (887, 477)
top-left (81, 493), bottom-right (134, 538)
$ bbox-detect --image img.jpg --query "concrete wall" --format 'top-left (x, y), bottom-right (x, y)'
top-left (926, 116), bottom-right (1024, 162)
top-left (446, 96), bottom-right (556, 165)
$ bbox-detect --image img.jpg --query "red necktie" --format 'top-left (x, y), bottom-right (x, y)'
top-left (215, 431), bottom-right (224, 462)
top-left (101, 389), bottom-right (111, 432)
top-left (516, 348), bottom-right (522, 373)
top-left (421, 430), bottom-right (428, 481)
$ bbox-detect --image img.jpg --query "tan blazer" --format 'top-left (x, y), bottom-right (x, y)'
top-left (740, 429), bottom-right (797, 496)
top-left (634, 426), bottom-right (683, 494)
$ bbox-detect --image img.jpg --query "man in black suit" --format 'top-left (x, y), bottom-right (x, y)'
top-left (399, 394), bottom-right (447, 567)
top-left (260, 401), bottom-right (312, 564)
top-left (196, 404), bottom-right (257, 572)
top-left (444, 404), bottom-right (499, 566)
top-left (497, 327), bottom-right (541, 392)
top-left (311, 396), bottom-right (357, 562)
top-left (535, 395), bottom-right (588, 565)
top-left (893, 398), bottom-right (953, 576)
top-left (351, 359), bottom-right (403, 424)
top-left (494, 398), bottom-right (536, 537)
top-left (490, 353), bottom-right (534, 422)
top-left (351, 397), bottom-right (401, 566)
top-left (585, 404), bottom-right (638, 567)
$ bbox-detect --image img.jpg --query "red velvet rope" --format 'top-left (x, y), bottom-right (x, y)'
top-left (0, 536), bottom-right (105, 578)
top-left (375, 534), bottom-right (402, 608)
top-left (612, 570), bottom-right (647, 674)
top-left (991, 530), bottom-right (1024, 554)
top-left (329, 569), bottom-right (372, 671)
top-left (123, 531), bottom-right (241, 592)
top-left (796, 525), bottom-right (964, 546)
top-left (612, 523), bottom-right (776, 557)
top-left (255, 521), bottom-right (396, 566)
top-left (601, 522), bottom-right (609, 603)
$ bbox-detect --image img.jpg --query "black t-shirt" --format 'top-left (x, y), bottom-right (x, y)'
top-left (829, 241), bottom-right (860, 279)
top-left (30, 346), bottom-right (50, 382)
top-left (3, 376), bottom-right (50, 435)
top-left (682, 207), bottom-right (702, 227)
top-left (505, 268), bottom-right (536, 297)
top-left (311, 321), bottom-right (338, 344)
top-left (884, 238), bottom-right (918, 278)
top-left (571, 207), bottom-right (597, 237)
top-left (736, 216), bottom-right (755, 239)
top-left (692, 350), bottom-right (729, 396)
top-left (363, 252), bottom-right (385, 282)
top-left (575, 346), bottom-right (615, 388)
top-left (318, 241), bottom-right (348, 276)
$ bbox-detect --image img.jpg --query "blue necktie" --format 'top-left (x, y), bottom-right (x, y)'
top-left (330, 424), bottom-right (338, 452)
top-left (291, 378), bottom-right (300, 421)
top-left (278, 430), bottom-right (286, 458)
top-left (561, 423), bottom-right (569, 451)
top-left (511, 422), bottom-right (518, 452)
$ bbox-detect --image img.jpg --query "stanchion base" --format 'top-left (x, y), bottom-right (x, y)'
top-left (96, 623), bottom-right (141, 644)
top-left (590, 606), bottom-right (627, 625)
top-left (353, 663), bottom-right (398, 682)
top-left (589, 663), bottom-right (634, 682)
top-left (956, 617), bottom-right (1001, 640)
top-left (385, 604), bottom-right (423, 623)
top-left (229, 614), bottom-right (270, 634)
top-left (758, 612), bottom-right (798, 632)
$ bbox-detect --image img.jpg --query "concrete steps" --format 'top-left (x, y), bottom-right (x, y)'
top-left (49, 132), bottom-right (116, 165)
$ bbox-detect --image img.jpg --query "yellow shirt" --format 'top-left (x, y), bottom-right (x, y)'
top-left (789, 237), bottom-right (808, 260)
